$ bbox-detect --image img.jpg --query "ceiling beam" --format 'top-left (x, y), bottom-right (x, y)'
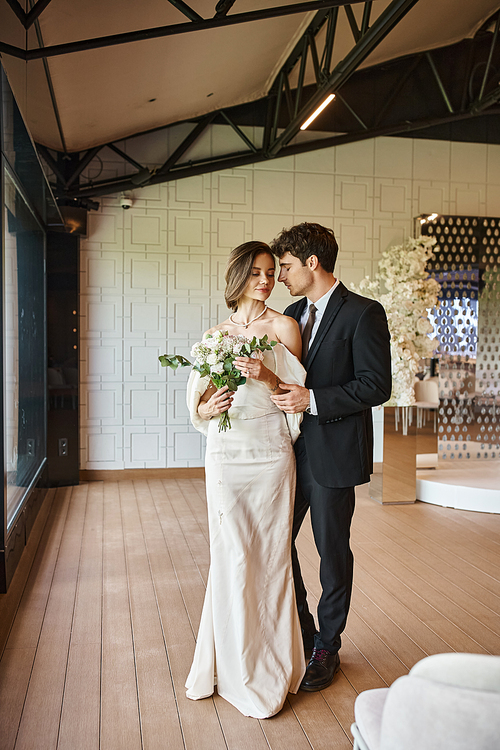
top-left (157, 113), bottom-right (217, 174)
top-left (164, 0), bottom-right (203, 23)
top-left (4, 0), bottom-right (25, 25)
top-left (51, 106), bottom-right (500, 200)
top-left (25, 0), bottom-right (55, 29)
top-left (5, 0), bottom-right (56, 29)
top-left (1, 0), bottom-right (367, 61)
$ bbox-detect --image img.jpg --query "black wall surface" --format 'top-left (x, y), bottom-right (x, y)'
top-left (45, 231), bottom-right (80, 487)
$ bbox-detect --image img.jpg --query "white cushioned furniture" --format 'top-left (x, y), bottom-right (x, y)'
top-left (351, 653), bottom-right (500, 750)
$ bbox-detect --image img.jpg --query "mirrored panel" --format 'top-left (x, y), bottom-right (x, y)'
top-left (422, 215), bottom-right (500, 462)
top-left (4, 163), bottom-right (46, 529)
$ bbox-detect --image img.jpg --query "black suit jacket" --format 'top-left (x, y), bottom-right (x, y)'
top-left (285, 282), bottom-right (391, 488)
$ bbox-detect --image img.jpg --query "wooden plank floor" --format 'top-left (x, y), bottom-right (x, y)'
top-left (1, 478), bottom-right (500, 750)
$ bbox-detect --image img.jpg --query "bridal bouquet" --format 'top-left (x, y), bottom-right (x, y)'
top-left (159, 331), bottom-right (277, 431)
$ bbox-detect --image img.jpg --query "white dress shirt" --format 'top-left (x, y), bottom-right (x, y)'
top-left (300, 279), bottom-right (340, 415)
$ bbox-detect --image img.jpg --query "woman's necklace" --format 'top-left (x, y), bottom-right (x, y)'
top-left (229, 306), bottom-right (267, 329)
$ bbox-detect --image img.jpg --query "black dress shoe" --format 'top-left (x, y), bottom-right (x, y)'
top-left (300, 648), bottom-right (340, 692)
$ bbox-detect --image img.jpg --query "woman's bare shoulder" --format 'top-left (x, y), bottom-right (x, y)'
top-left (266, 308), bottom-right (300, 333)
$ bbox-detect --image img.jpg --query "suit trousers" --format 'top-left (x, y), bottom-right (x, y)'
top-left (292, 437), bottom-right (355, 654)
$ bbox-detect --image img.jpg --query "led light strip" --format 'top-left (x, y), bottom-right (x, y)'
top-left (300, 94), bottom-right (335, 131)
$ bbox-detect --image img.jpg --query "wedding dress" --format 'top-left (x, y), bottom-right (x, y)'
top-left (185, 344), bottom-right (306, 719)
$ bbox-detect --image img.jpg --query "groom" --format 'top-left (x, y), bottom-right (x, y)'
top-left (270, 223), bottom-right (391, 691)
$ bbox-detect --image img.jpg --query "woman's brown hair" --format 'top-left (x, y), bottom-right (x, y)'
top-left (224, 241), bottom-right (275, 311)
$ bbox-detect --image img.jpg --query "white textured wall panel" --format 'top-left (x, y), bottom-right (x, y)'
top-left (131, 215), bottom-right (162, 245)
top-left (294, 173), bottom-right (334, 216)
top-left (253, 171), bottom-right (294, 213)
top-left (451, 142), bottom-right (487, 183)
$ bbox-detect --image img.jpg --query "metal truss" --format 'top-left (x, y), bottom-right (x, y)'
top-left (0, 0), bottom-right (367, 59)
top-left (24, 3), bottom-right (500, 202)
top-left (4, 0), bottom-right (53, 29)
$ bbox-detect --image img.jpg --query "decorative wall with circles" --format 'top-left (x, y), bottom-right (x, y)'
top-left (422, 215), bottom-right (500, 461)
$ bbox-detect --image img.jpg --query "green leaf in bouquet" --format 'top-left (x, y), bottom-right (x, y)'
top-left (159, 354), bottom-right (192, 370)
top-left (270, 341), bottom-right (277, 347)
top-left (243, 343), bottom-right (251, 354)
top-left (226, 379), bottom-right (238, 391)
top-left (224, 360), bottom-right (233, 372)
top-left (261, 334), bottom-right (268, 344)
top-left (194, 362), bottom-right (210, 377)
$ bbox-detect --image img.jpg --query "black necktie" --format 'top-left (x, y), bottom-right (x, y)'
top-left (301, 303), bottom-right (317, 360)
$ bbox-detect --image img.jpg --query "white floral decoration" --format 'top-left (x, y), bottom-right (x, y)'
top-left (351, 235), bottom-right (440, 406)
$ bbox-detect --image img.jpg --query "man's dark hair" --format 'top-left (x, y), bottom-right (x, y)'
top-left (270, 222), bottom-right (338, 273)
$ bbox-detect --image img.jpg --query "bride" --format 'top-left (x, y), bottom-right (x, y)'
top-left (185, 240), bottom-right (306, 718)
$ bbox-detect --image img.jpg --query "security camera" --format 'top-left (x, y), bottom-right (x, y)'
top-left (120, 195), bottom-right (133, 210)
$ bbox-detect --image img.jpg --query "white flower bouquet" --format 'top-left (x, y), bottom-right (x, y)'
top-left (159, 331), bottom-right (276, 431)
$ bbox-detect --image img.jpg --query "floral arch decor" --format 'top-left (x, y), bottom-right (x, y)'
top-left (351, 236), bottom-right (440, 406)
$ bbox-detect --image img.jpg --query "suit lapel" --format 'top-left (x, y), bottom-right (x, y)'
top-left (304, 283), bottom-right (347, 368)
top-left (286, 298), bottom-right (307, 323)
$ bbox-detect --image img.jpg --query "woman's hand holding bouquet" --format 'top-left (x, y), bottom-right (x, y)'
top-left (159, 330), bottom-right (276, 431)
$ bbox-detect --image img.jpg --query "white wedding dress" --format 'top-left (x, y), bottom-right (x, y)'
top-left (185, 344), bottom-right (306, 718)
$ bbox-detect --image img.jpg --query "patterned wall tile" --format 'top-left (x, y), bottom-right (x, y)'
top-left (254, 154), bottom-right (295, 171)
top-left (84, 428), bottom-right (124, 469)
top-left (375, 137), bottom-right (413, 179)
top-left (125, 299), bottom-right (166, 339)
top-left (82, 388), bottom-right (121, 426)
top-left (456, 189), bottom-right (482, 215)
top-left (487, 144), bottom-right (500, 184)
top-left (168, 210), bottom-right (211, 252)
top-left (168, 254), bottom-right (210, 296)
top-left (125, 340), bottom-right (165, 382)
top-left (174, 430), bottom-right (203, 462)
top-left (175, 174), bottom-right (205, 203)
top-left (337, 262), bottom-right (372, 288)
top-left (167, 382), bottom-right (191, 425)
top-left (486, 185), bottom-right (500, 216)
top-left (124, 384), bottom-right (166, 426)
top-left (253, 213), bottom-right (293, 244)
top-left (295, 147), bottom-right (335, 174)
top-left (168, 174), bottom-right (211, 210)
top-left (294, 173), bottom-right (334, 216)
top-left (377, 222), bottom-right (406, 253)
top-left (131, 214), bottom-right (162, 245)
top-left (81, 296), bottom-right (123, 338)
top-left (253, 171), bottom-right (294, 213)
top-left (124, 254), bottom-right (167, 296)
top-left (451, 142), bottom-right (487, 184)
top-left (417, 186), bottom-right (444, 215)
top-left (339, 223), bottom-right (366, 256)
top-left (167, 298), bottom-right (209, 341)
top-left (379, 184), bottom-right (406, 213)
top-left (218, 174), bottom-right (247, 205)
top-left (338, 181), bottom-right (368, 213)
top-left (336, 139), bottom-right (374, 177)
top-left (413, 139), bottom-right (450, 181)
top-left (82, 254), bottom-right (122, 292)
top-left (216, 218), bottom-right (246, 248)
top-left (81, 340), bottom-right (123, 383)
